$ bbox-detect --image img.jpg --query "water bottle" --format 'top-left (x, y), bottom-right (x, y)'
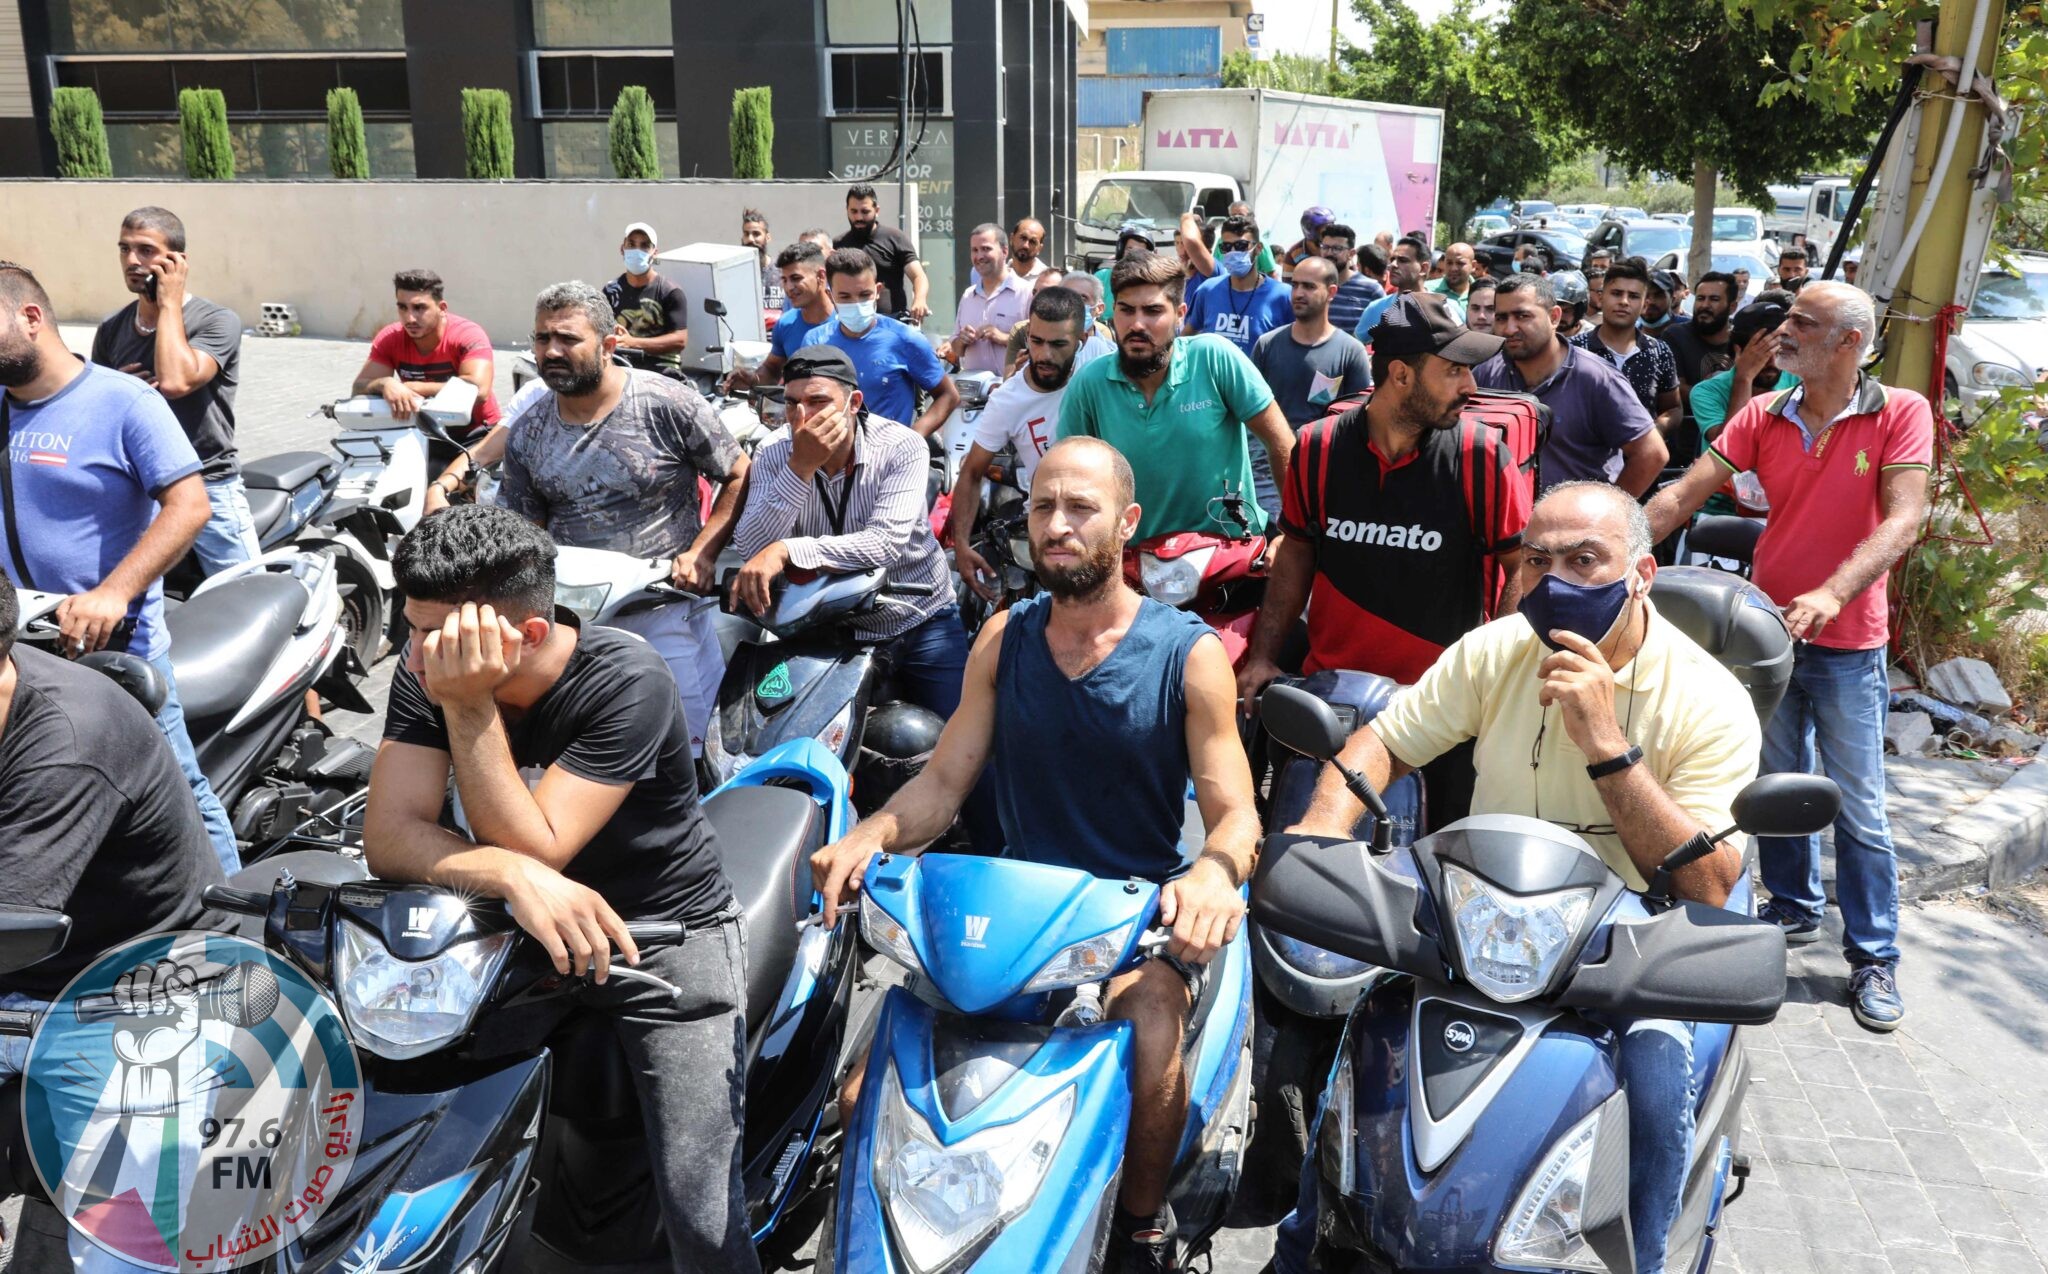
top-left (1056, 982), bottom-right (1104, 1028)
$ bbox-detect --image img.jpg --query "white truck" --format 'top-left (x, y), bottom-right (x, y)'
top-left (1072, 88), bottom-right (1445, 271)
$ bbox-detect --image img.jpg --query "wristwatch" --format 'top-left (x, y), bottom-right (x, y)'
top-left (1586, 745), bottom-right (1644, 780)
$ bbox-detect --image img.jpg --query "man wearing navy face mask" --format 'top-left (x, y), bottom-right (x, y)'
top-left (1271, 480), bottom-right (1761, 1274)
top-left (1182, 214), bottom-right (1293, 356)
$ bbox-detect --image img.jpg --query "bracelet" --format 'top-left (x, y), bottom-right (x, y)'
top-left (1586, 745), bottom-right (1644, 781)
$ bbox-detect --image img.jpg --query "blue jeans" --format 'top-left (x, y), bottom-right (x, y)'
top-left (1271, 1018), bottom-right (1698, 1274)
top-left (1759, 643), bottom-right (1898, 967)
top-left (149, 652), bottom-right (241, 874)
top-left (194, 475), bottom-right (262, 576)
top-left (1248, 437), bottom-right (1284, 525)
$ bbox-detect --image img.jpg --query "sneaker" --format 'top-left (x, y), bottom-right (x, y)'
top-left (1850, 964), bottom-right (1905, 1032)
top-left (1107, 1209), bottom-right (1177, 1274)
top-left (1756, 898), bottom-right (1822, 945)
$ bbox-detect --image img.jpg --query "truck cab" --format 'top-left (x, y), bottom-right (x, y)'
top-left (1074, 170), bottom-right (1241, 271)
top-left (1797, 178), bottom-right (1858, 261)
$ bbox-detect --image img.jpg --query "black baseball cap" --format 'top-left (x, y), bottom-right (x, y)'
top-left (781, 345), bottom-right (862, 390)
top-left (1730, 300), bottom-right (1789, 345)
top-left (1650, 269), bottom-right (1684, 297)
top-left (1369, 293), bottom-right (1504, 365)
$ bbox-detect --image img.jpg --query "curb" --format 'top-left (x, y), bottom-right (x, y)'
top-left (1896, 762), bottom-right (2048, 899)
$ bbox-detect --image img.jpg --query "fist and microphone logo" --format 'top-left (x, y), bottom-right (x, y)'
top-left (20, 930), bottom-right (362, 1271)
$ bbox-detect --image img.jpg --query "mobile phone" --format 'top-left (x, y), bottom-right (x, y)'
top-left (144, 273), bottom-right (158, 303)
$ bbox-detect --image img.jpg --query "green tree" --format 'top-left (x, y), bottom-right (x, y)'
top-left (461, 88), bottom-right (515, 179)
top-left (178, 87), bottom-right (234, 180)
top-left (608, 85), bottom-right (661, 179)
top-left (50, 86), bottom-right (112, 178)
top-left (730, 86), bottom-right (774, 179)
top-left (1221, 50), bottom-right (1331, 94)
top-left (1499, 0), bottom-right (1887, 255)
top-left (326, 86), bottom-right (369, 179)
top-left (1336, 0), bottom-right (1579, 236)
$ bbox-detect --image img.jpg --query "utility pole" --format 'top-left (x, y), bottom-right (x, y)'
top-left (1330, 0), bottom-right (1340, 84)
top-left (1877, 0), bottom-right (2009, 398)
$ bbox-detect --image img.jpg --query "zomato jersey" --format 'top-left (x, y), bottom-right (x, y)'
top-left (1281, 407), bottom-right (1529, 685)
top-left (1709, 374), bottom-right (1933, 652)
top-left (367, 313), bottom-right (501, 431)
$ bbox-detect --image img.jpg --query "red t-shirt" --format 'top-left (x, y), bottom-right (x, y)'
top-left (367, 313), bottom-right (500, 430)
top-left (1710, 376), bottom-right (1933, 651)
top-left (1282, 410), bottom-right (1529, 685)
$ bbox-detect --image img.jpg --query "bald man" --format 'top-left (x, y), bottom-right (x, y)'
top-left (1273, 478), bottom-right (1764, 1274)
top-left (1423, 241), bottom-right (1479, 321)
top-left (813, 436), bottom-right (1260, 1272)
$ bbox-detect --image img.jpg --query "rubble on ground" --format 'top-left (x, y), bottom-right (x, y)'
top-left (1924, 657), bottom-right (2015, 714)
top-left (1885, 661), bottom-right (2042, 759)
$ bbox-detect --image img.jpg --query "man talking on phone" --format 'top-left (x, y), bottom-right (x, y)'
top-left (91, 206), bottom-right (257, 576)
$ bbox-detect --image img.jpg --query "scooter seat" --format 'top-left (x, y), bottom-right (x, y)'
top-left (243, 485), bottom-right (293, 542)
top-left (241, 450), bottom-right (334, 492)
top-left (701, 784), bottom-right (823, 1033)
top-left (167, 574), bottom-right (307, 732)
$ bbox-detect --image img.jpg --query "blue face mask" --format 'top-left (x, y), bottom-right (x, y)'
top-left (623, 248), bottom-right (653, 274)
top-left (1518, 569), bottom-right (1636, 652)
top-left (1220, 250), bottom-right (1255, 279)
top-left (837, 298), bottom-right (878, 334)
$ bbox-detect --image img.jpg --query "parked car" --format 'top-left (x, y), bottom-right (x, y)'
top-left (1511, 198), bottom-right (1556, 225)
top-left (1465, 211), bottom-right (1512, 239)
top-left (1583, 217), bottom-right (1692, 268)
top-left (1475, 227), bottom-right (1591, 277)
top-left (1554, 212), bottom-right (1603, 234)
top-left (1650, 248), bottom-right (1778, 302)
top-left (1946, 253), bottom-right (2048, 424)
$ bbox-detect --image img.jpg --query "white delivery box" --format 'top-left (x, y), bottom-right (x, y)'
top-left (654, 243), bottom-right (764, 375)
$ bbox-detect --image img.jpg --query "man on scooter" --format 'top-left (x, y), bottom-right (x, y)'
top-left (494, 281), bottom-right (749, 756)
top-left (1273, 481), bottom-right (1762, 1274)
top-left (1236, 293), bottom-right (1530, 826)
top-left (364, 505), bottom-right (756, 1272)
top-left (1057, 250), bottom-right (1295, 543)
top-left (729, 345), bottom-right (967, 719)
top-left (811, 436), bottom-right (1261, 1273)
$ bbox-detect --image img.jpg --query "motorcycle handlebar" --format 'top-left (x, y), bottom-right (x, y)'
top-left (204, 886), bottom-right (271, 916)
top-left (625, 922), bottom-right (685, 940)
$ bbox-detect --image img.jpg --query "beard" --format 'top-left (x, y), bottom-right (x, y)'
top-left (1033, 533), bottom-right (1123, 600)
top-left (0, 335), bottom-right (40, 389)
top-left (1397, 381), bottom-right (1468, 432)
top-left (540, 353), bottom-right (604, 396)
top-left (1028, 355), bottom-right (1078, 392)
top-left (1691, 309), bottom-right (1730, 336)
top-left (1117, 333), bottom-right (1169, 380)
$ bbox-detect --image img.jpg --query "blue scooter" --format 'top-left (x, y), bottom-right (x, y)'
top-left (828, 851), bottom-right (1255, 1271)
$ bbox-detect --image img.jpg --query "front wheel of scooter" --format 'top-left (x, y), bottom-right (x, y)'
top-left (1241, 981), bottom-right (1343, 1225)
top-left (326, 547), bottom-right (387, 669)
top-left (814, 1189), bottom-right (838, 1274)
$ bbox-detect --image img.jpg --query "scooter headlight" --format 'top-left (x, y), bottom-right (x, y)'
top-left (1022, 922), bottom-right (1133, 994)
top-left (554, 582), bottom-right (611, 623)
top-left (874, 1066), bottom-right (1074, 1274)
top-left (860, 891), bottom-right (925, 977)
top-left (1139, 549), bottom-right (1210, 608)
top-left (1271, 933), bottom-right (1375, 982)
top-left (333, 922), bottom-right (513, 1060)
top-left (1495, 1106), bottom-right (1606, 1271)
top-left (1439, 863), bottom-right (1592, 1004)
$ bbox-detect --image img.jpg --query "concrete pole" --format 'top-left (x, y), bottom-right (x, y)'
top-left (1879, 0), bottom-right (2009, 397)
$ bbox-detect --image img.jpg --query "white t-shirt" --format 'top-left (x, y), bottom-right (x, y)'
top-left (972, 337), bottom-right (1114, 488)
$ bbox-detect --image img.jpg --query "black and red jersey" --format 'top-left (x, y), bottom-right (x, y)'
top-left (1281, 407), bottom-right (1530, 684)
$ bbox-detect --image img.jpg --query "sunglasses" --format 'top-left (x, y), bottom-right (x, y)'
top-left (1219, 240), bottom-right (1256, 254)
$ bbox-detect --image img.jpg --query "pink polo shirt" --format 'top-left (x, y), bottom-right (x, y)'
top-left (1710, 375), bottom-right (1933, 652)
top-left (953, 272), bottom-right (1032, 376)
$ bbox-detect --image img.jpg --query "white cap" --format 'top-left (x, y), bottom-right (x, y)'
top-left (622, 222), bottom-right (658, 245)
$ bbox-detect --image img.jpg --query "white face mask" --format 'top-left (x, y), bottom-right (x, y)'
top-left (623, 248), bottom-right (653, 274)
top-left (837, 298), bottom-right (878, 334)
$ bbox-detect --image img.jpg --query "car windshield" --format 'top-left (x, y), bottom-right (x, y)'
top-left (1970, 270), bottom-right (2048, 321)
top-left (1536, 230), bottom-right (1589, 258)
top-left (1713, 252), bottom-right (1773, 278)
top-left (1519, 200), bottom-right (1555, 215)
top-left (1557, 214), bottom-right (1601, 232)
top-left (1711, 213), bottom-right (1762, 240)
top-left (1080, 179), bottom-right (1194, 232)
top-left (1628, 226), bottom-right (1691, 259)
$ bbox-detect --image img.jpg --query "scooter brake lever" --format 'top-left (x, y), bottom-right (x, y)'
top-left (593, 965), bottom-right (685, 1002)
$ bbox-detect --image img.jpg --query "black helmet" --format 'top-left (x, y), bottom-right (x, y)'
top-left (1648, 566), bottom-right (1795, 724)
top-left (853, 701), bottom-right (947, 814)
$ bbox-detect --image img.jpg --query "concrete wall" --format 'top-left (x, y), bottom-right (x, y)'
top-left (0, 178), bottom-right (914, 342)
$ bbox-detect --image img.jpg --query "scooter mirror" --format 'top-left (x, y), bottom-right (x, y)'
top-left (78, 650), bottom-right (170, 717)
top-left (0, 905), bottom-right (71, 977)
top-left (414, 414), bottom-right (459, 448)
top-left (1260, 683), bottom-right (1350, 763)
top-left (1730, 773), bottom-right (1841, 839)
top-left (704, 298), bottom-right (729, 318)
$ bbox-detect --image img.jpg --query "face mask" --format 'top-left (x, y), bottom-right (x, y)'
top-left (1643, 312), bottom-right (1671, 330)
top-left (1220, 250), bottom-right (1255, 279)
top-left (837, 299), bottom-right (878, 334)
top-left (1518, 568), bottom-right (1637, 653)
top-left (622, 248), bottom-right (653, 274)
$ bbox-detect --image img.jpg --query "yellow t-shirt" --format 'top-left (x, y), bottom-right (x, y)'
top-left (1372, 600), bottom-right (1761, 890)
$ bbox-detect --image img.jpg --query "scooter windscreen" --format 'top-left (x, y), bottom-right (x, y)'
top-left (756, 567), bottom-right (887, 638)
top-left (859, 853), bottom-right (1161, 1016)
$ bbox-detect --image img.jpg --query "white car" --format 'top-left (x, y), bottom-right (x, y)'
top-left (1651, 249), bottom-right (1778, 302)
top-left (1946, 254), bottom-right (2048, 424)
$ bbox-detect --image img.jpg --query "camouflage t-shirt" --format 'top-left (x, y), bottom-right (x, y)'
top-left (496, 370), bottom-right (743, 559)
top-left (603, 272), bottom-right (688, 372)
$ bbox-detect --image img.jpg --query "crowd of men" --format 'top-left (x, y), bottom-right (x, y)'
top-left (0, 182), bottom-right (1931, 1274)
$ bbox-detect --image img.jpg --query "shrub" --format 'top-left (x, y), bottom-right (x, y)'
top-left (327, 86), bottom-right (368, 179)
top-left (179, 87), bottom-right (234, 180)
top-left (608, 85), bottom-right (660, 179)
top-left (730, 86), bottom-right (774, 180)
top-left (461, 88), bottom-right (514, 179)
top-left (50, 86), bottom-right (112, 178)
